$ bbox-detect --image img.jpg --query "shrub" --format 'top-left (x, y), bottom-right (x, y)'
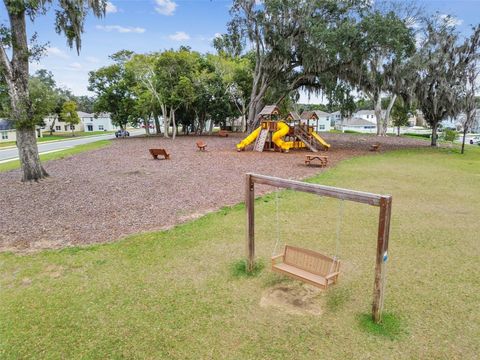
top-left (443, 129), bottom-right (457, 142)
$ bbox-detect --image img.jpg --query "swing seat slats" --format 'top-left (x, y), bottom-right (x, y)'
top-left (271, 245), bottom-right (340, 289)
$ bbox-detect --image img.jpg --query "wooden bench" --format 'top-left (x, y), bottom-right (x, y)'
top-left (305, 155), bottom-right (328, 167)
top-left (149, 148), bottom-right (170, 160)
top-left (272, 245), bottom-right (340, 289)
top-left (218, 130), bottom-right (229, 137)
top-left (370, 143), bottom-right (381, 152)
top-left (196, 141), bottom-right (207, 151)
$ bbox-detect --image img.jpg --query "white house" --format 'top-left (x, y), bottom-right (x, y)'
top-left (300, 110), bottom-right (332, 132)
top-left (441, 110), bottom-right (480, 133)
top-left (352, 110), bottom-right (379, 124)
top-left (43, 114), bottom-right (85, 133)
top-left (80, 112), bottom-right (118, 132)
top-left (341, 117), bottom-right (377, 133)
top-left (0, 119), bottom-right (43, 143)
top-left (44, 112), bottom-right (118, 133)
top-left (331, 111), bottom-right (342, 129)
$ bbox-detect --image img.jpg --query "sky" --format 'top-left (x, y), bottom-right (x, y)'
top-left (1, 0), bottom-right (479, 102)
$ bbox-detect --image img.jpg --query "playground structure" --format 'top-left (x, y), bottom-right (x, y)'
top-left (236, 105), bottom-right (331, 153)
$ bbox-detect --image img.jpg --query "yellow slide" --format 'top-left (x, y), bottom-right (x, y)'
top-left (311, 131), bottom-right (331, 150)
top-left (236, 126), bottom-right (262, 150)
top-left (272, 121), bottom-right (293, 151)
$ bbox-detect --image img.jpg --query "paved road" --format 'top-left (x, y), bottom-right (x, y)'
top-left (0, 129), bottom-right (144, 162)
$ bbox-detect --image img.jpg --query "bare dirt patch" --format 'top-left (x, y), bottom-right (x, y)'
top-left (0, 133), bottom-right (426, 252)
top-left (260, 283), bottom-right (324, 315)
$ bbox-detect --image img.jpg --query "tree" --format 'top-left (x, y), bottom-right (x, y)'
top-left (0, 0), bottom-right (106, 181)
top-left (391, 97), bottom-right (412, 136)
top-left (60, 101), bottom-right (80, 136)
top-left (412, 18), bottom-right (480, 146)
top-left (155, 49), bottom-right (201, 139)
top-left (347, 9), bottom-right (415, 136)
top-left (226, 0), bottom-right (363, 131)
top-left (460, 61), bottom-right (479, 154)
top-left (28, 72), bottom-right (59, 129)
top-left (75, 96), bottom-right (96, 113)
top-left (126, 53), bottom-right (164, 135)
top-left (89, 51), bottom-right (136, 130)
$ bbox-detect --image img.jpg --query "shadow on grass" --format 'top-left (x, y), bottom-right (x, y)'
top-left (357, 312), bottom-right (406, 340)
top-left (230, 258), bottom-right (265, 278)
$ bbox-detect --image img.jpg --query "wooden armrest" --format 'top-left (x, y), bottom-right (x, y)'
top-left (325, 271), bottom-right (340, 280)
top-left (271, 254), bottom-right (284, 264)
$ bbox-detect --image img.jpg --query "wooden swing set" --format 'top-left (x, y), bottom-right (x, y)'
top-left (244, 173), bottom-right (392, 323)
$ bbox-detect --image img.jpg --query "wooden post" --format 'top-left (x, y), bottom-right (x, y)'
top-left (246, 174), bottom-right (255, 272)
top-left (372, 196), bottom-right (392, 323)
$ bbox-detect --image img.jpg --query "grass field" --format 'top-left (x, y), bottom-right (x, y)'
top-left (0, 146), bottom-right (479, 359)
top-left (0, 140), bottom-right (111, 173)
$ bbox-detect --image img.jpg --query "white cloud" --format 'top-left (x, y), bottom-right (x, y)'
top-left (96, 25), bottom-right (146, 34)
top-left (86, 56), bottom-right (100, 64)
top-left (106, 2), bottom-right (118, 13)
top-left (46, 47), bottom-right (70, 59)
top-left (168, 31), bottom-right (190, 41)
top-left (213, 32), bottom-right (222, 39)
top-left (439, 14), bottom-right (463, 27)
top-left (69, 62), bottom-right (83, 70)
top-left (155, 0), bottom-right (177, 16)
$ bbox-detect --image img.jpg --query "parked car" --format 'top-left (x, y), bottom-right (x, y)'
top-left (115, 130), bottom-right (130, 138)
top-left (469, 136), bottom-right (480, 145)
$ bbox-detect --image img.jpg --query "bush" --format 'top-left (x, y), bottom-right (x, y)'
top-left (344, 130), bottom-right (362, 134)
top-left (443, 129), bottom-right (457, 142)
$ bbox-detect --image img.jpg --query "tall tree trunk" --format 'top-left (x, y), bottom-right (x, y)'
top-left (2, 5), bottom-right (48, 181)
top-left (144, 118), bottom-right (150, 136)
top-left (16, 129), bottom-right (48, 182)
top-left (374, 96), bottom-right (383, 136)
top-left (461, 128), bottom-right (467, 154)
top-left (431, 122), bottom-right (438, 146)
top-left (154, 114), bottom-right (162, 135)
top-left (384, 95), bottom-right (397, 136)
top-left (171, 109), bottom-right (177, 140)
top-left (208, 118), bottom-right (214, 135)
top-left (161, 105), bottom-right (169, 138)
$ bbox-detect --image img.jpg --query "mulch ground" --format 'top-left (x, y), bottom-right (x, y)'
top-left (0, 133), bottom-right (428, 252)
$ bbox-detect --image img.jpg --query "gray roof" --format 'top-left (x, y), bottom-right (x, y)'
top-left (355, 110), bottom-right (376, 116)
top-left (343, 117), bottom-right (377, 126)
top-left (77, 111), bottom-right (93, 118)
top-left (0, 119), bottom-right (14, 130)
top-left (313, 110), bottom-right (330, 117)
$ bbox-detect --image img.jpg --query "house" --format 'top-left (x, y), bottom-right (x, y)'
top-left (331, 111), bottom-right (342, 129)
top-left (441, 110), bottom-right (480, 133)
top-left (0, 119), bottom-right (43, 143)
top-left (341, 117), bottom-right (377, 133)
top-left (300, 110), bottom-right (332, 132)
top-left (352, 110), bottom-right (378, 124)
top-left (81, 112), bottom-right (118, 132)
top-left (0, 119), bottom-right (16, 143)
top-left (43, 112), bottom-right (118, 133)
top-left (44, 114), bottom-right (85, 133)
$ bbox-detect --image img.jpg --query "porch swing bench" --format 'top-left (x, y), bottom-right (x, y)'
top-left (271, 245), bottom-right (341, 289)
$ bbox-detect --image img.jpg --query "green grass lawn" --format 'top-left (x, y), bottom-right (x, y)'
top-left (0, 140), bottom-right (111, 173)
top-left (1, 147), bottom-right (479, 359)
